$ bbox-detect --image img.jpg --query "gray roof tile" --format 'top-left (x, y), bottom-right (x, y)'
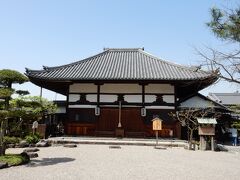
top-left (208, 92), bottom-right (240, 105)
top-left (26, 48), bottom-right (215, 81)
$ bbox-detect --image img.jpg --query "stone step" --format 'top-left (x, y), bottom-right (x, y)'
top-left (47, 137), bottom-right (187, 147)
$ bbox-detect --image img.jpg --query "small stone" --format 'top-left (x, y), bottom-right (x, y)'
top-left (109, 145), bottom-right (121, 149)
top-left (0, 162), bottom-right (8, 169)
top-left (15, 144), bottom-right (21, 148)
top-left (23, 148), bottom-right (40, 153)
top-left (26, 152), bottom-right (38, 158)
top-left (184, 144), bottom-right (189, 150)
top-left (154, 146), bottom-right (167, 150)
top-left (36, 140), bottom-right (49, 147)
top-left (7, 144), bottom-right (15, 148)
top-left (215, 144), bottom-right (228, 152)
top-left (63, 144), bottom-right (77, 148)
top-left (19, 140), bottom-right (29, 148)
top-left (20, 152), bottom-right (30, 162)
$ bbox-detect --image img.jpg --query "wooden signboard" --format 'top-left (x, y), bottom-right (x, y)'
top-left (152, 118), bottom-right (162, 131)
top-left (198, 126), bottom-right (215, 136)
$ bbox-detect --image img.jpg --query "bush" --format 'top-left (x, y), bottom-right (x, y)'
top-left (0, 153), bottom-right (30, 166)
top-left (3, 136), bottom-right (21, 145)
top-left (24, 133), bottom-right (41, 144)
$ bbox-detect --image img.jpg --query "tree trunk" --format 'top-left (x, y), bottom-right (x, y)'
top-left (0, 122), bottom-right (6, 156)
top-left (0, 145), bottom-right (6, 156)
top-left (0, 135), bottom-right (6, 156)
top-left (188, 129), bottom-right (194, 150)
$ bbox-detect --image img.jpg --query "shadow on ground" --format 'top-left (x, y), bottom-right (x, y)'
top-left (26, 157), bottom-right (75, 167)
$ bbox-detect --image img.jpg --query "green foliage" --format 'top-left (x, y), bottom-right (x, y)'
top-left (24, 133), bottom-right (41, 144)
top-left (0, 154), bottom-right (30, 166)
top-left (0, 88), bottom-right (14, 98)
top-left (0, 110), bottom-right (9, 119)
top-left (0, 69), bottom-right (28, 87)
top-left (229, 105), bottom-right (240, 131)
top-left (3, 136), bottom-right (21, 144)
top-left (10, 96), bottom-right (57, 115)
top-left (0, 69), bottom-right (29, 155)
top-left (207, 7), bottom-right (240, 43)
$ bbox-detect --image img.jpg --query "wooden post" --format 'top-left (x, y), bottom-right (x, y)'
top-left (118, 101), bottom-right (122, 128)
top-left (211, 136), bottom-right (214, 151)
top-left (156, 130), bottom-right (159, 147)
top-left (40, 87), bottom-right (42, 102)
top-left (200, 136), bottom-right (204, 150)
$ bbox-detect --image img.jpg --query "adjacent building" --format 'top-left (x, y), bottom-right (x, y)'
top-left (208, 92), bottom-right (240, 106)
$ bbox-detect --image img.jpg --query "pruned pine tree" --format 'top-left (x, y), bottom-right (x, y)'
top-left (198, 6), bottom-right (240, 84)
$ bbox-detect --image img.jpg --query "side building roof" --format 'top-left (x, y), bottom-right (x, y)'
top-left (208, 92), bottom-right (240, 105)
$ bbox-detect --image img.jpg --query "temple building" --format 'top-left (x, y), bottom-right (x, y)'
top-left (26, 48), bottom-right (218, 138)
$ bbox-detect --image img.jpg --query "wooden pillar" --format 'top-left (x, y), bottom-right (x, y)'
top-left (142, 84), bottom-right (145, 107)
top-left (97, 84), bottom-right (100, 107)
top-left (173, 85), bottom-right (177, 110)
top-left (66, 84), bottom-right (70, 135)
top-left (200, 136), bottom-right (204, 150)
top-left (211, 136), bottom-right (214, 151)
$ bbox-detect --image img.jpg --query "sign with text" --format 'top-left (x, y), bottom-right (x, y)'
top-left (152, 118), bottom-right (162, 131)
top-left (198, 126), bottom-right (215, 136)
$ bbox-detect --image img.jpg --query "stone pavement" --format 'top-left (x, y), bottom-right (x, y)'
top-left (47, 136), bottom-right (188, 147)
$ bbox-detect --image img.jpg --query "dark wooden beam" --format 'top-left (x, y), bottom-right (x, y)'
top-left (142, 84), bottom-right (145, 107)
top-left (97, 84), bottom-right (100, 107)
top-left (66, 85), bottom-right (70, 123)
top-left (174, 85), bottom-right (177, 110)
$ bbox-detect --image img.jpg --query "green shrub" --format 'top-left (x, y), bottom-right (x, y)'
top-left (24, 133), bottom-right (41, 144)
top-left (3, 136), bottom-right (21, 144)
top-left (0, 153), bottom-right (30, 166)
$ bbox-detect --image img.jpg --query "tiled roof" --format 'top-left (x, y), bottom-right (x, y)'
top-left (208, 92), bottom-right (240, 105)
top-left (197, 118), bottom-right (217, 124)
top-left (26, 48), bottom-right (216, 81)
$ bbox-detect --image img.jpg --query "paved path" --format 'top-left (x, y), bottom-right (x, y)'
top-left (48, 136), bottom-right (187, 147)
top-left (1, 145), bottom-right (240, 180)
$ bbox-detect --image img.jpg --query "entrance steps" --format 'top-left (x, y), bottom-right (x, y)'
top-left (47, 136), bottom-right (187, 147)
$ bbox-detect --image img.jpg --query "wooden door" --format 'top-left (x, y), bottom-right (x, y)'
top-left (96, 108), bottom-right (118, 131)
top-left (121, 108), bottom-right (144, 132)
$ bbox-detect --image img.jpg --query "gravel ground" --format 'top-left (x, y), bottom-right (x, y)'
top-left (1, 145), bottom-right (240, 180)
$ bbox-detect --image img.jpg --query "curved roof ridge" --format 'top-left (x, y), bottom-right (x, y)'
top-left (138, 49), bottom-right (211, 75)
top-left (39, 50), bottom-right (109, 71)
top-left (25, 68), bottom-right (47, 74)
top-left (104, 47), bottom-right (144, 51)
top-left (26, 48), bottom-right (218, 81)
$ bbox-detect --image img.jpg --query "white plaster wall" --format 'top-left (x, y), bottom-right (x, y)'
top-left (145, 84), bottom-right (174, 93)
top-left (69, 94), bottom-right (80, 102)
top-left (86, 95), bottom-right (97, 102)
top-left (145, 95), bottom-right (156, 103)
top-left (144, 95), bottom-right (174, 103)
top-left (100, 95), bottom-right (117, 102)
top-left (100, 84), bottom-right (141, 93)
top-left (124, 95), bottom-right (142, 103)
top-left (180, 96), bottom-right (214, 108)
top-left (68, 105), bottom-right (96, 108)
top-left (56, 107), bottom-right (66, 113)
top-left (163, 95), bottom-right (175, 103)
top-left (69, 83), bottom-right (97, 93)
top-left (145, 106), bottom-right (175, 109)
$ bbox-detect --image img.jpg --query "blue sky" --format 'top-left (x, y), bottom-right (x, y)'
top-left (0, 0), bottom-right (239, 100)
